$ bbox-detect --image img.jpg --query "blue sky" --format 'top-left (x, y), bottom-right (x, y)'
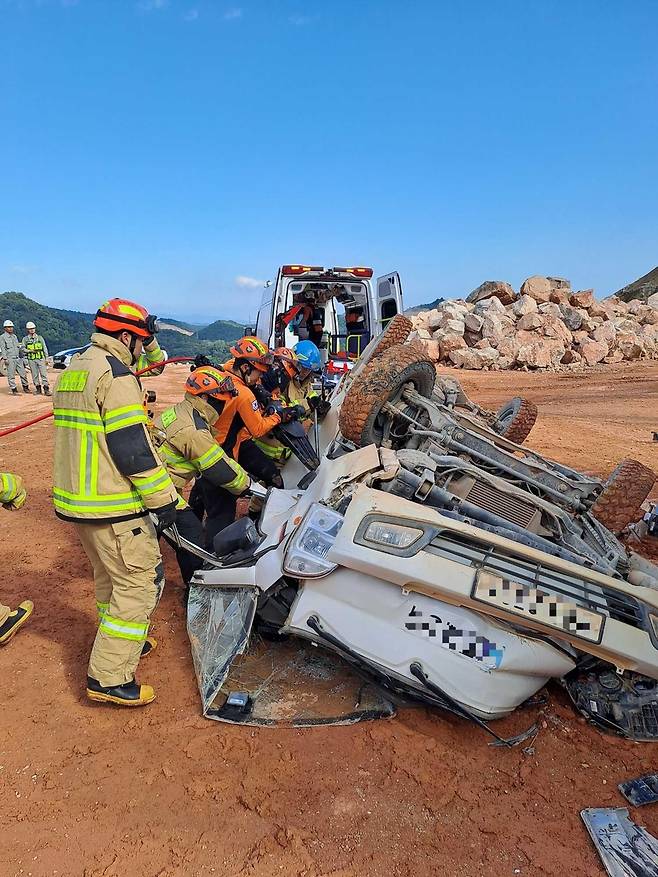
top-left (1, 0), bottom-right (657, 324)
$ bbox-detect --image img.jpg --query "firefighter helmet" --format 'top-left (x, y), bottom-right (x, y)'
top-left (185, 366), bottom-right (236, 398)
top-left (93, 298), bottom-right (158, 339)
top-left (273, 347), bottom-right (300, 380)
top-left (229, 336), bottom-right (273, 372)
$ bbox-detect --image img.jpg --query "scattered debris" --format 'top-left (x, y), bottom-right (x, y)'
top-left (581, 807), bottom-right (658, 877)
top-left (619, 774), bottom-right (658, 808)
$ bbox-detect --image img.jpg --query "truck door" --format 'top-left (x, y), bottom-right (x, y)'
top-left (255, 271), bottom-right (281, 346)
top-left (374, 272), bottom-right (404, 334)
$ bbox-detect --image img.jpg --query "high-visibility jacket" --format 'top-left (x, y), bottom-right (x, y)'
top-left (0, 331), bottom-right (23, 361)
top-left (255, 374), bottom-right (320, 462)
top-left (52, 332), bottom-right (178, 523)
top-left (135, 337), bottom-right (165, 377)
top-left (0, 472), bottom-right (26, 509)
top-left (154, 395), bottom-right (250, 508)
top-left (21, 334), bottom-right (48, 360)
top-left (211, 363), bottom-right (281, 460)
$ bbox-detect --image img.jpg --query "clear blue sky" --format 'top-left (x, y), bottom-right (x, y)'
top-left (1, 0), bottom-right (657, 324)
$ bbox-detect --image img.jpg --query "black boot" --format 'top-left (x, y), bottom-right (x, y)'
top-left (86, 676), bottom-right (155, 706)
top-left (44, 387), bottom-right (51, 396)
top-left (22, 385), bottom-right (31, 394)
top-left (35, 385), bottom-right (42, 395)
top-left (11, 388), bottom-right (18, 395)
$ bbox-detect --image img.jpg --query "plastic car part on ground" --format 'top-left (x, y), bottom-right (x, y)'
top-left (566, 667), bottom-right (658, 741)
top-left (619, 774), bottom-right (658, 807)
top-left (581, 807), bottom-right (658, 877)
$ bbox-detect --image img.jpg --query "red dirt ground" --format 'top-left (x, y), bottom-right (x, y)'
top-left (1, 361), bottom-right (657, 877)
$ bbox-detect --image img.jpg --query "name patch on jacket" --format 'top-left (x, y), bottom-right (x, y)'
top-left (57, 370), bottom-right (89, 392)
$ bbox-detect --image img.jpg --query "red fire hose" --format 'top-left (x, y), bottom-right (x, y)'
top-left (0, 356), bottom-right (195, 439)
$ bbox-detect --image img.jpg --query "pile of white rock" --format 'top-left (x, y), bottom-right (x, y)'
top-left (409, 276), bottom-right (658, 370)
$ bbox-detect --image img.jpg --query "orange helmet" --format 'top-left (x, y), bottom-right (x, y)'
top-left (273, 347), bottom-right (300, 380)
top-left (94, 298), bottom-right (157, 339)
top-left (185, 366), bottom-right (236, 398)
top-left (229, 336), bottom-right (272, 372)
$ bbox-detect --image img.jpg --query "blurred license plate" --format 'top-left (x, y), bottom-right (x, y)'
top-left (473, 570), bottom-right (604, 644)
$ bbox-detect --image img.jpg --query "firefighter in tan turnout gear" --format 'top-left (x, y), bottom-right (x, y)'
top-left (153, 366), bottom-right (251, 585)
top-left (53, 298), bottom-right (178, 707)
top-left (0, 472), bottom-right (34, 645)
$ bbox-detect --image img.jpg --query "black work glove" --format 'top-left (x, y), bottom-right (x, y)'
top-left (266, 399), bottom-right (284, 417)
top-left (280, 404), bottom-right (306, 423)
top-left (190, 353), bottom-right (214, 371)
top-left (153, 501), bottom-right (177, 533)
top-left (308, 396), bottom-right (331, 417)
top-left (253, 383), bottom-right (273, 410)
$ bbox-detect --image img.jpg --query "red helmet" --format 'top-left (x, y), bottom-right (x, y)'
top-left (185, 366), bottom-right (236, 397)
top-left (273, 347), bottom-right (300, 380)
top-left (93, 298), bottom-right (157, 339)
top-left (229, 336), bottom-right (272, 373)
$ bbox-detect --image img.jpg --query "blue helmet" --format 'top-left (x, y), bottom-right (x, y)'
top-left (293, 340), bottom-right (322, 373)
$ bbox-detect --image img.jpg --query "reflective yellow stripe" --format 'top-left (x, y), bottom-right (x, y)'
top-left (96, 601), bottom-right (109, 620)
top-left (0, 473), bottom-right (18, 502)
top-left (146, 343), bottom-right (163, 362)
top-left (193, 444), bottom-right (224, 470)
top-left (224, 468), bottom-right (250, 493)
top-left (99, 613), bottom-right (149, 642)
top-left (53, 408), bottom-right (103, 431)
top-left (103, 405), bottom-right (147, 433)
top-left (255, 439), bottom-right (288, 461)
top-left (53, 487), bottom-right (143, 516)
top-left (176, 494), bottom-right (188, 510)
top-left (131, 468), bottom-right (173, 497)
top-left (159, 444), bottom-right (196, 471)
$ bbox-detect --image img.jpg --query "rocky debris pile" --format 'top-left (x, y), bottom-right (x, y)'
top-left (409, 275), bottom-right (658, 370)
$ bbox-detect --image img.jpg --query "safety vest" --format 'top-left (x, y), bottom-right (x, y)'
top-left (52, 333), bottom-right (178, 523)
top-left (23, 335), bottom-right (46, 360)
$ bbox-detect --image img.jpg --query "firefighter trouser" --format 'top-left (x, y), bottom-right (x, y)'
top-left (162, 506), bottom-right (204, 585)
top-left (75, 516), bottom-right (165, 688)
top-left (199, 480), bottom-right (237, 551)
top-left (0, 603), bottom-right (10, 625)
top-left (5, 357), bottom-right (28, 391)
top-left (28, 359), bottom-right (49, 389)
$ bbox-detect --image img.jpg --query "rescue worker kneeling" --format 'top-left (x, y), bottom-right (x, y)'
top-left (53, 298), bottom-right (179, 708)
top-left (153, 366), bottom-right (252, 584)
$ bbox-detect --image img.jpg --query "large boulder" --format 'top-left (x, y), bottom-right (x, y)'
top-left (570, 289), bottom-right (595, 310)
top-left (538, 302), bottom-right (564, 319)
top-left (438, 333), bottom-right (467, 359)
top-left (649, 292), bottom-right (658, 310)
top-left (473, 295), bottom-right (507, 316)
top-left (496, 337), bottom-right (521, 362)
top-left (464, 313), bottom-right (484, 333)
top-left (558, 304), bottom-right (584, 331)
top-left (449, 347), bottom-right (500, 370)
top-left (561, 348), bottom-right (582, 365)
top-left (614, 332), bottom-right (644, 360)
top-left (548, 276), bottom-right (572, 292)
top-left (482, 313), bottom-right (515, 344)
top-left (579, 340), bottom-right (609, 365)
top-left (592, 322), bottom-right (617, 346)
top-left (520, 275), bottom-right (552, 304)
top-left (516, 312), bottom-right (544, 332)
top-left (420, 340), bottom-right (441, 361)
top-left (466, 281), bottom-right (517, 306)
top-left (549, 288), bottom-right (571, 305)
top-left (512, 294), bottom-right (538, 317)
top-left (541, 314), bottom-right (573, 347)
top-left (516, 338), bottom-right (565, 369)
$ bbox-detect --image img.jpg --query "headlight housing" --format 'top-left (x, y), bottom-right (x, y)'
top-left (283, 503), bottom-right (344, 578)
top-left (363, 520), bottom-right (425, 549)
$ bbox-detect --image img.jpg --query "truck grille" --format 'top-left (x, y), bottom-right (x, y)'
top-left (427, 531), bottom-right (644, 630)
top-left (464, 480), bottom-right (536, 529)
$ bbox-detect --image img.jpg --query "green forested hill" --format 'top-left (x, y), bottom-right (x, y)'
top-left (0, 291), bottom-right (240, 362)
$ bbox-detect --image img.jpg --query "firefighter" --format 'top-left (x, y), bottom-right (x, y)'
top-left (199, 337), bottom-right (301, 544)
top-left (53, 298), bottom-right (179, 707)
top-left (153, 366), bottom-right (252, 584)
top-left (22, 322), bottom-right (51, 395)
top-left (292, 340), bottom-right (331, 418)
top-left (0, 320), bottom-right (30, 395)
top-left (0, 472), bottom-right (33, 645)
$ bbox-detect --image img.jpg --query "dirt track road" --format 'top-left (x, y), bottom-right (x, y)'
top-left (1, 361), bottom-right (657, 877)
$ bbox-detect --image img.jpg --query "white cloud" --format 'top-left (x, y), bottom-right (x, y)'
top-left (183, 6), bottom-right (198, 19)
top-left (223, 7), bottom-right (242, 20)
top-left (137, 0), bottom-right (168, 12)
top-left (235, 275), bottom-right (265, 289)
top-left (10, 264), bottom-right (37, 274)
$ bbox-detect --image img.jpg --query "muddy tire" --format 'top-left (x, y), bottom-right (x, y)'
top-left (343, 314), bottom-right (414, 388)
top-left (492, 397), bottom-right (538, 444)
top-left (339, 343), bottom-right (436, 447)
top-left (590, 459), bottom-right (657, 533)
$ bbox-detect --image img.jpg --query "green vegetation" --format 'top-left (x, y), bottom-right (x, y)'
top-left (0, 291), bottom-right (241, 362)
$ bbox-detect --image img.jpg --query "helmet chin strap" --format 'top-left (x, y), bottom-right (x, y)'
top-left (127, 333), bottom-right (139, 364)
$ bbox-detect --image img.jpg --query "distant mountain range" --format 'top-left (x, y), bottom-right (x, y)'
top-left (404, 297), bottom-right (445, 315)
top-left (612, 267), bottom-right (658, 303)
top-left (0, 291), bottom-right (243, 361)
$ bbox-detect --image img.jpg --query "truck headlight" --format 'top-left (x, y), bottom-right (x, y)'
top-left (283, 503), bottom-right (344, 577)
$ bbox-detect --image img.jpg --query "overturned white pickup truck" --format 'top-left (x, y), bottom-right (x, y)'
top-left (175, 316), bottom-right (658, 743)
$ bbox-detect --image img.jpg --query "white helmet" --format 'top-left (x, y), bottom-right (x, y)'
top-left (3, 320), bottom-right (14, 328)
top-left (26, 321), bottom-right (36, 330)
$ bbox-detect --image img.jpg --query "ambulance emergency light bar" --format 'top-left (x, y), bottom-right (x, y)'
top-left (281, 265), bottom-right (373, 279)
